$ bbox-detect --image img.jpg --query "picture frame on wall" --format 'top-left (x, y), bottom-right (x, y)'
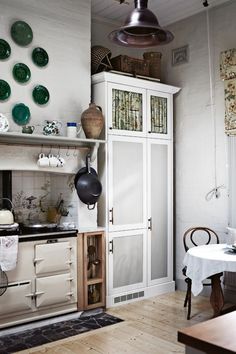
top-left (172, 45), bottom-right (189, 66)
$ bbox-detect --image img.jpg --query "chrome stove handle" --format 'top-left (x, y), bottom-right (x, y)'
top-left (34, 291), bottom-right (44, 296)
top-left (66, 292), bottom-right (73, 297)
top-left (34, 258), bottom-right (44, 264)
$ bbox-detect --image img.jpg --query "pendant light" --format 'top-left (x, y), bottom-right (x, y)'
top-left (108, 0), bottom-right (174, 48)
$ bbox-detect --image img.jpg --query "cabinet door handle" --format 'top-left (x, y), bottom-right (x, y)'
top-left (109, 208), bottom-right (114, 224)
top-left (148, 217), bottom-right (152, 231)
top-left (109, 240), bottom-right (114, 254)
top-left (109, 127), bottom-right (113, 130)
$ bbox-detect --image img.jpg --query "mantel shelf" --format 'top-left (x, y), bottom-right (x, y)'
top-left (0, 132), bottom-right (106, 148)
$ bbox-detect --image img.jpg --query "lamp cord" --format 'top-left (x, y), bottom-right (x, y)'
top-left (205, 7), bottom-right (225, 200)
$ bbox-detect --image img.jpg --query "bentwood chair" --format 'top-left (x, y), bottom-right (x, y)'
top-left (182, 227), bottom-right (221, 320)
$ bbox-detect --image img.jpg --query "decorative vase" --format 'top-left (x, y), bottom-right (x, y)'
top-left (81, 103), bottom-right (104, 139)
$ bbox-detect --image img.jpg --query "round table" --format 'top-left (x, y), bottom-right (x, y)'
top-left (183, 243), bottom-right (236, 316)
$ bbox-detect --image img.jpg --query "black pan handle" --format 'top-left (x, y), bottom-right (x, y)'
top-left (86, 153), bottom-right (91, 174)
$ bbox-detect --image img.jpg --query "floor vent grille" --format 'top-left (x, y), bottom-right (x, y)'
top-left (114, 291), bottom-right (144, 304)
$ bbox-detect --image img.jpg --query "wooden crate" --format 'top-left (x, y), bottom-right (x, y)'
top-left (111, 55), bottom-right (150, 77)
top-left (143, 52), bottom-right (162, 79)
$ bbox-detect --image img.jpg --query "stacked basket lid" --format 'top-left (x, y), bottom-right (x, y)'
top-left (91, 46), bottom-right (112, 75)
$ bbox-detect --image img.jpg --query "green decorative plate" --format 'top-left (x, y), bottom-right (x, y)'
top-left (11, 20), bottom-right (33, 46)
top-left (0, 79), bottom-right (11, 101)
top-left (0, 39), bottom-right (11, 60)
top-left (32, 47), bottom-right (49, 67)
top-left (12, 103), bottom-right (31, 125)
top-left (13, 63), bottom-right (31, 83)
top-left (32, 85), bottom-right (50, 105)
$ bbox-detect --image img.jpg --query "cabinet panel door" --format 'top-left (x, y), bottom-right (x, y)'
top-left (107, 83), bottom-right (146, 137)
top-left (108, 230), bottom-right (147, 295)
top-left (108, 135), bottom-right (147, 231)
top-left (147, 90), bottom-right (172, 140)
top-left (147, 139), bottom-right (173, 286)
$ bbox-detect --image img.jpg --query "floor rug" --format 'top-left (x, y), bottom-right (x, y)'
top-left (0, 312), bottom-right (123, 354)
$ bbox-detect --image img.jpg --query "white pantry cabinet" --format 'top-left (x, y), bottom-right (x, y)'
top-left (92, 72), bottom-right (180, 307)
top-left (108, 135), bottom-right (147, 232)
top-left (106, 75), bottom-right (173, 140)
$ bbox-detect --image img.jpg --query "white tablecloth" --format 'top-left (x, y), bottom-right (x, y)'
top-left (183, 244), bottom-right (236, 296)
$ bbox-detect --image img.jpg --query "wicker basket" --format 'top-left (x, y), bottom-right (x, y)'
top-left (91, 46), bottom-right (112, 75)
top-left (110, 55), bottom-right (150, 77)
top-left (143, 52), bottom-right (162, 79)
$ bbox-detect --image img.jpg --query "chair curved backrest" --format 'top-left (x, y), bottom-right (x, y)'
top-left (183, 227), bottom-right (220, 252)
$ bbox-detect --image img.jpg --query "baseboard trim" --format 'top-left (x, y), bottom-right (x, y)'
top-left (106, 281), bottom-right (175, 308)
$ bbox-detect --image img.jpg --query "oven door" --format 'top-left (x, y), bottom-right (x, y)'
top-left (34, 241), bottom-right (72, 275)
top-left (0, 281), bottom-right (34, 316)
top-left (35, 273), bottom-right (73, 308)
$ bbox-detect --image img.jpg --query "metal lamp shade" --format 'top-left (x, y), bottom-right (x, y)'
top-left (108, 0), bottom-right (174, 48)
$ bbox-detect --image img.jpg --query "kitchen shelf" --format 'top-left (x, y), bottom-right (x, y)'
top-left (77, 231), bottom-right (105, 311)
top-left (87, 277), bottom-right (103, 285)
top-left (0, 132), bottom-right (106, 148)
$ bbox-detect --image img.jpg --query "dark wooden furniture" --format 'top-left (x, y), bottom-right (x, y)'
top-left (182, 227), bottom-right (221, 320)
top-left (178, 310), bottom-right (236, 354)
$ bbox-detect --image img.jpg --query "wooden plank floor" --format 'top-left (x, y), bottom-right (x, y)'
top-left (17, 291), bottom-right (213, 354)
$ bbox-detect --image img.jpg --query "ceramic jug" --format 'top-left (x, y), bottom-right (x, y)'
top-left (43, 120), bottom-right (62, 136)
top-left (81, 103), bottom-right (104, 139)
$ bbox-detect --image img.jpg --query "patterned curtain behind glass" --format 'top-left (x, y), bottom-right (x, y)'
top-left (220, 48), bottom-right (236, 134)
top-left (112, 89), bottom-right (142, 131)
top-left (150, 96), bottom-right (167, 134)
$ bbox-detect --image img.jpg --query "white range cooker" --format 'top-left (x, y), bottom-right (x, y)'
top-left (0, 225), bottom-right (78, 329)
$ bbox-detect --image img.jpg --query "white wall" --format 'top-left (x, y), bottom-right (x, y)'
top-left (0, 0), bottom-right (98, 228)
top-left (0, 0), bottom-right (91, 134)
top-left (91, 1), bottom-right (235, 288)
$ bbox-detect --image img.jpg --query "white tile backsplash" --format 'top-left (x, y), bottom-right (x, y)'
top-left (12, 170), bottom-right (79, 226)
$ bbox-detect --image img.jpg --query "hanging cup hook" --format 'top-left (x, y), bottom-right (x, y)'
top-left (66, 146), bottom-right (70, 157)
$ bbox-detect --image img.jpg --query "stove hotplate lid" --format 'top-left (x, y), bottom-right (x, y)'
top-left (23, 222), bottom-right (58, 229)
top-left (0, 222), bottom-right (19, 231)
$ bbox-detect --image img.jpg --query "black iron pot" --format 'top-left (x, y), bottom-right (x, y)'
top-left (74, 154), bottom-right (102, 210)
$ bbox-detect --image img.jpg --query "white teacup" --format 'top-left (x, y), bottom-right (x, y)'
top-left (57, 155), bottom-right (65, 167)
top-left (37, 153), bottom-right (49, 167)
top-left (48, 154), bottom-right (59, 167)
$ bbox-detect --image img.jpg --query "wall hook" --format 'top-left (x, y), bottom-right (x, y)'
top-left (66, 146), bottom-right (70, 157)
top-left (73, 147), bottom-right (77, 157)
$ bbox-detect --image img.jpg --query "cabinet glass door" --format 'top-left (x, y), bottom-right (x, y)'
top-left (147, 139), bottom-right (173, 286)
top-left (108, 230), bottom-right (147, 295)
top-left (147, 90), bottom-right (172, 139)
top-left (108, 135), bottom-right (147, 231)
top-left (108, 83), bottom-right (146, 136)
